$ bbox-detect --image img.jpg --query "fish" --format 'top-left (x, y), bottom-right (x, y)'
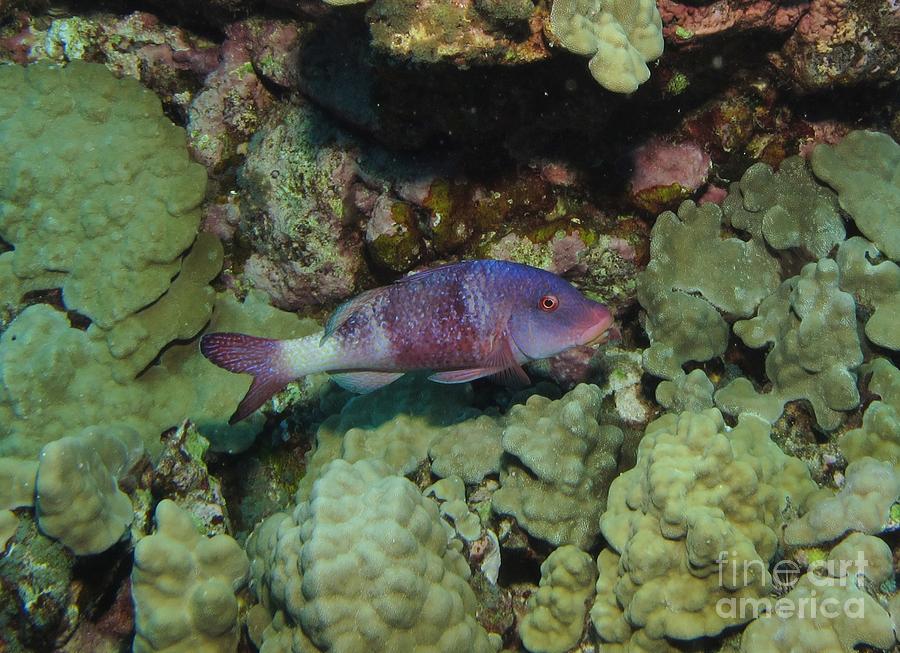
top-left (200, 259), bottom-right (616, 423)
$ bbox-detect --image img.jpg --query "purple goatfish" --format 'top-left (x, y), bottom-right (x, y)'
top-left (201, 260), bottom-right (615, 423)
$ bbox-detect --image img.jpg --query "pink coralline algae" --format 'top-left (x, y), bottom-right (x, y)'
top-left (187, 20), bottom-right (304, 172)
top-left (770, 0), bottom-right (900, 90)
top-left (657, 0), bottom-right (806, 43)
top-left (628, 139), bottom-right (712, 213)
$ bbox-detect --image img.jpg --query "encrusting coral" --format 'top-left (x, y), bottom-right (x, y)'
top-left (493, 384), bottom-right (624, 549)
top-left (519, 545), bottom-right (596, 653)
top-left (0, 61), bottom-right (207, 335)
top-left (836, 237), bottom-right (900, 351)
top-left (810, 130), bottom-right (900, 262)
top-left (740, 533), bottom-right (896, 652)
top-left (840, 359), bottom-right (900, 470)
top-left (593, 409), bottom-right (816, 650)
top-left (783, 457), bottom-right (900, 546)
top-left (0, 456), bottom-right (37, 550)
top-left (723, 155), bottom-right (845, 259)
top-left (549, 0), bottom-right (664, 93)
top-left (132, 499), bottom-right (249, 653)
top-left (245, 458), bottom-right (495, 653)
top-left (35, 426), bottom-right (143, 555)
top-left (637, 200), bottom-right (779, 380)
top-left (716, 258), bottom-right (863, 430)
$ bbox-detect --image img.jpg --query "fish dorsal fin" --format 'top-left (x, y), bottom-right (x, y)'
top-left (329, 371), bottom-right (404, 393)
top-left (429, 334), bottom-right (530, 388)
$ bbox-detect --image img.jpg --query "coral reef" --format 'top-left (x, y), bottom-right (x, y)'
top-left (783, 457), bottom-right (900, 545)
top-left (519, 545), bottom-right (596, 653)
top-left (840, 359), bottom-right (900, 469)
top-left (0, 62), bottom-right (206, 334)
top-left (719, 259), bottom-right (863, 430)
top-left (549, 0), bottom-right (665, 93)
top-left (246, 458), bottom-right (494, 652)
top-left (35, 426), bottom-right (143, 556)
top-left (0, 457), bottom-right (36, 549)
top-left (593, 409), bottom-right (816, 650)
top-left (131, 499), bottom-right (249, 653)
top-left (836, 238), bottom-right (899, 351)
top-left (493, 384), bottom-right (623, 548)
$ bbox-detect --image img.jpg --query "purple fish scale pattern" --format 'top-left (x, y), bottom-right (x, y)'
top-left (334, 261), bottom-right (533, 371)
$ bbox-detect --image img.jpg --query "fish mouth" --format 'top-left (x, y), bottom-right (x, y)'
top-left (578, 319), bottom-right (616, 346)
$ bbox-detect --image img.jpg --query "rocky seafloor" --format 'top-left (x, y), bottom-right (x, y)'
top-left (0, 0), bottom-right (898, 651)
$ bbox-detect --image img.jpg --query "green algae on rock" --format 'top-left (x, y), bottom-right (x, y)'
top-left (132, 499), bottom-right (249, 653)
top-left (594, 410), bottom-right (816, 650)
top-left (548, 0), bottom-right (664, 93)
top-left (0, 61), bottom-right (206, 330)
top-left (246, 458), bottom-right (494, 653)
top-left (811, 130), bottom-right (900, 262)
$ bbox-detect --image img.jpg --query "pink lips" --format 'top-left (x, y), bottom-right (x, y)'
top-left (578, 312), bottom-right (615, 346)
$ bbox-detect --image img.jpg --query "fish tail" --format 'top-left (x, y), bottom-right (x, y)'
top-left (200, 332), bottom-right (297, 424)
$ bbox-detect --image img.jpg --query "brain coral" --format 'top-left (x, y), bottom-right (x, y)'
top-left (549, 0), bottom-right (664, 93)
top-left (593, 410), bottom-right (816, 650)
top-left (493, 384), bottom-right (623, 549)
top-left (811, 130), bottom-right (900, 261)
top-left (132, 499), bottom-right (249, 653)
top-left (246, 458), bottom-right (494, 653)
top-left (35, 425), bottom-right (143, 555)
top-left (0, 61), bottom-right (206, 330)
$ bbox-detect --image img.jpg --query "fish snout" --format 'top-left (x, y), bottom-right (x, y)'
top-left (578, 310), bottom-right (615, 346)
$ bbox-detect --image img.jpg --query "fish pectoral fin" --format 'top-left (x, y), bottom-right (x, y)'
top-left (329, 371), bottom-right (404, 393)
top-left (429, 368), bottom-right (494, 384)
top-left (429, 336), bottom-right (530, 388)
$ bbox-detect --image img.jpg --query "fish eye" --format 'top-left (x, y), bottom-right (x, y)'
top-left (539, 295), bottom-right (559, 312)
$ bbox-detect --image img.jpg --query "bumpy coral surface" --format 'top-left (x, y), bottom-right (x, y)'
top-left (741, 533), bottom-right (895, 652)
top-left (0, 62), bottom-right (206, 329)
top-left (811, 130), bottom-right (900, 262)
top-left (0, 456), bottom-right (36, 549)
top-left (836, 237), bottom-right (900, 351)
top-left (723, 155), bottom-right (845, 259)
top-left (840, 359), bottom-right (900, 470)
top-left (246, 458), bottom-right (494, 652)
top-left (594, 410), bottom-right (816, 649)
top-left (519, 545), bottom-right (596, 653)
top-left (35, 426), bottom-right (143, 556)
top-left (638, 200), bottom-right (779, 379)
top-left (549, 0), bottom-right (664, 93)
top-left (493, 384), bottom-right (623, 548)
top-left (784, 457), bottom-right (900, 546)
top-left (132, 499), bottom-right (249, 653)
top-left (718, 258), bottom-right (863, 430)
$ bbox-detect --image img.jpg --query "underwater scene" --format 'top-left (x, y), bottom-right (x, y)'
top-left (0, 0), bottom-right (898, 651)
